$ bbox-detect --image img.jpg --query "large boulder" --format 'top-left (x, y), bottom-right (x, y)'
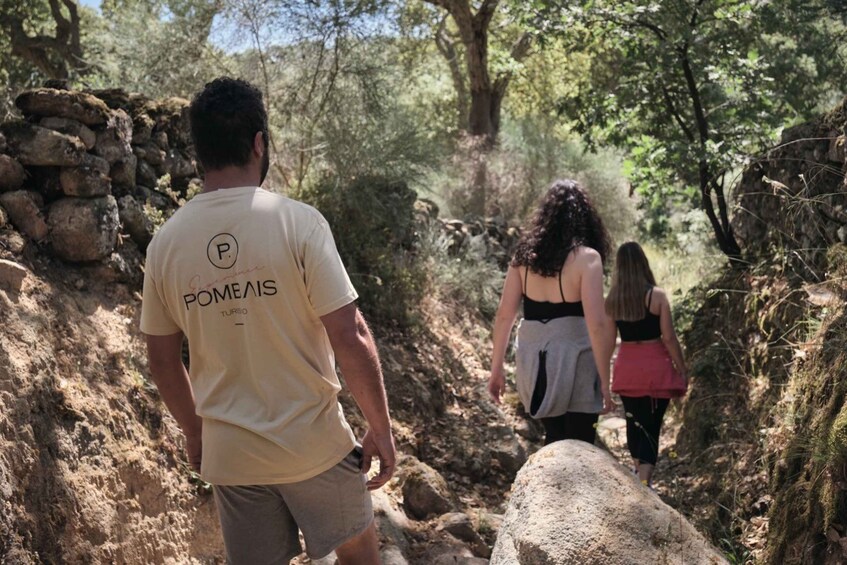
top-left (39, 116), bottom-right (97, 150)
top-left (59, 153), bottom-right (111, 197)
top-left (491, 441), bottom-right (728, 565)
top-left (0, 155), bottom-right (26, 191)
top-left (0, 122), bottom-right (86, 167)
top-left (93, 109), bottom-right (133, 165)
top-left (15, 88), bottom-right (110, 126)
top-left (48, 196), bottom-right (120, 262)
top-left (0, 190), bottom-right (49, 241)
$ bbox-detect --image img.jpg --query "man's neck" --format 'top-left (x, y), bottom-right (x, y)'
top-left (201, 167), bottom-right (261, 193)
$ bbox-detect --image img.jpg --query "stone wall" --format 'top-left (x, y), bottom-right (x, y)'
top-left (0, 86), bottom-right (196, 265)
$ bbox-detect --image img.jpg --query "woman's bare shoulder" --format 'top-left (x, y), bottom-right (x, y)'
top-left (651, 286), bottom-right (671, 306)
top-left (571, 245), bottom-right (601, 264)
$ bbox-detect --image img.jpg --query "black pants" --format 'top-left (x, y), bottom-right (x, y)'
top-left (621, 396), bottom-right (670, 465)
top-left (541, 412), bottom-right (599, 445)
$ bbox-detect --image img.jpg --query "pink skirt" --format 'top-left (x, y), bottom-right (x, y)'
top-left (612, 341), bottom-right (687, 399)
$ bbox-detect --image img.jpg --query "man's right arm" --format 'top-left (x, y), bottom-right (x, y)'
top-left (320, 302), bottom-right (395, 490)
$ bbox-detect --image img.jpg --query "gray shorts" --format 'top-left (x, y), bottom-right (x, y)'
top-left (213, 448), bottom-right (373, 563)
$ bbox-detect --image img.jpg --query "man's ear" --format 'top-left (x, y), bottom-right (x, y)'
top-left (253, 131), bottom-right (265, 157)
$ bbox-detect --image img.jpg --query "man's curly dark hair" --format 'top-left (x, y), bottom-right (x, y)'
top-left (189, 77), bottom-right (269, 171)
top-left (511, 179), bottom-right (612, 276)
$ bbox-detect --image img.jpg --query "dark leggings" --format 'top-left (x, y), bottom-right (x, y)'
top-left (541, 412), bottom-right (599, 445)
top-left (621, 396), bottom-right (670, 465)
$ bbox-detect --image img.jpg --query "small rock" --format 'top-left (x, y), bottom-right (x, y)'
top-left (153, 130), bottom-right (169, 150)
top-left (136, 185), bottom-right (174, 210)
top-left (437, 513), bottom-right (491, 558)
top-left (15, 88), bottom-right (111, 126)
top-left (0, 155), bottom-right (26, 192)
top-left (433, 556), bottom-right (488, 565)
top-left (118, 195), bottom-right (153, 250)
top-left (48, 195), bottom-right (120, 262)
top-left (0, 132), bottom-right (6, 153)
top-left (490, 437), bottom-right (528, 476)
top-left (0, 258), bottom-right (28, 292)
top-left (131, 113), bottom-right (155, 145)
top-left (0, 230), bottom-right (26, 254)
top-left (94, 109), bottom-right (133, 165)
top-left (134, 142), bottom-right (166, 167)
top-left (0, 121), bottom-right (86, 167)
top-left (380, 546), bottom-right (409, 565)
top-left (0, 190), bottom-right (49, 241)
top-left (437, 513), bottom-right (477, 542)
top-left (164, 149), bottom-right (195, 179)
top-left (59, 154), bottom-right (111, 197)
top-left (0, 204), bottom-right (7, 227)
top-left (111, 154), bottom-right (137, 190)
top-left (136, 159), bottom-right (159, 188)
top-left (39, 116), bottom-right (97, 150)
top-left (514, 420), bottom-right (542, 442)
top-left (401, 458), bottom-right (455, 520)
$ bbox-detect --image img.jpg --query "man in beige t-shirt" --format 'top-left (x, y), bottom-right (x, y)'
top-left (141, 77), bottom-right (394, 564)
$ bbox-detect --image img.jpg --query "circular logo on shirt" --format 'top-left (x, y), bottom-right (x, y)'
top-left (207, 233), bottom-right (238, 269)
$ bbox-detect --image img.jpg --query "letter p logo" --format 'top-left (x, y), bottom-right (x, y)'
top-left (207, 233), bottom-right (239, 269)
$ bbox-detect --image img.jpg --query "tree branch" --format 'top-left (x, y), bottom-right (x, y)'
top-left (661, 84), bottom-right (695, 142)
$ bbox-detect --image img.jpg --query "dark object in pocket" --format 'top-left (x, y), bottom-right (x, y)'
top-left (350, 444), bottom-right (364, 470)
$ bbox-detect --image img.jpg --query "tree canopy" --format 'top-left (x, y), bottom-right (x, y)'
top-left (1, 0), bottom-right (845, 257)
top-left (519, 0), bottom-right (847, 256)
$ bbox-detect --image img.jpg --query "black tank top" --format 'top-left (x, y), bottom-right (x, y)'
top-left (617, 287), bottom-right (662, 341)
top-left (522, 267), bottom-right (584, 321)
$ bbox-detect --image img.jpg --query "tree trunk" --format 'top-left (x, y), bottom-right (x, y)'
top-left (447, 0), bottom-right (500, 148)
top-left (4, 0), bottom-right (83, 80)
top-left (434, 17), bottom-right (469, 131)
top-left (681, 45), bottom-right (742, 261)
top-left (699, 160), bottom-right (742, 260)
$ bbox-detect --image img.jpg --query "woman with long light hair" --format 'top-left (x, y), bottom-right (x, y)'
top-left (489, 179), bottom-right (616, 446)
top-left (606, 241), bottom-right (687, 487)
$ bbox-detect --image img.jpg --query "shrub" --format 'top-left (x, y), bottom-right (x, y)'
top-left (300, 175), bottom-right (424, 327)
top-left (417, 224), bottom-right (505, 321)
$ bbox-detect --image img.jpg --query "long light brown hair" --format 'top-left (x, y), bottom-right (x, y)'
top-left (605, 241), bottom-right (657, 321)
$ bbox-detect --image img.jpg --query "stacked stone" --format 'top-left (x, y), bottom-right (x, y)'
top-left (0, 87), bottom-right (197, 263)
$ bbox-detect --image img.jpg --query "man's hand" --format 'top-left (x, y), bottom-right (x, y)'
top-left (361, 428), bottom-right (396, 490)
top-left (186, 430), bottom-right (202, 473)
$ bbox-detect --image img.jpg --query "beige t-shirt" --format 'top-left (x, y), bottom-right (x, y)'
top-left (140, 186), bottom-right (357, 485)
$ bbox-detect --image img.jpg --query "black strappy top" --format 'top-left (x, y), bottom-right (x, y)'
top-left (617, 287), bottom-right (662, 342)
top-left (522, 267), bottom-right (584, 321)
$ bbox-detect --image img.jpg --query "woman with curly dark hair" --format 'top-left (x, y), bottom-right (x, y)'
top-left (488, 179), bottom-right (616, 445)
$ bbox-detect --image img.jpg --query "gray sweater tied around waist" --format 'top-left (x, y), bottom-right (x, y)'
top-left (515, 317), bottom-right (602, 419)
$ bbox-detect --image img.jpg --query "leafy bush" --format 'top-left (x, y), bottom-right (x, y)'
top-left (417, 225), bottom-right (505, 321)
top-left (433, 116), bottom-right (639, 247)
top-left (299, 175), bottom-right (424, 327)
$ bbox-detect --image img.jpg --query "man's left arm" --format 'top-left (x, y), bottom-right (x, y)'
top-left (146, 332), bottom-right (203, 472)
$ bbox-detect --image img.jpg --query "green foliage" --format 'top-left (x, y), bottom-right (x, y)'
top-left (417, 225), bottom-right (505, 321)
top-left (299, 175), bottom-right (425, 327)
top-left (518, 0), bottom-right (847, 250)
top-left (431, 115), bottom-right (638, 247)
top-left (85, 0), bottom-right (223, 97)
